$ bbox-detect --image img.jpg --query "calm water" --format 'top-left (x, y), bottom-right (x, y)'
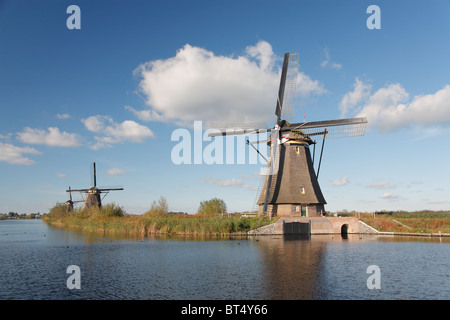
top-left (0, 219), bottom-right (449, 300)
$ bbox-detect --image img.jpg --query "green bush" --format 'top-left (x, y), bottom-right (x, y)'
top-left (47, 203), bottom-right (68, 218)
top-left (196, 198), bottom-right (227, 217)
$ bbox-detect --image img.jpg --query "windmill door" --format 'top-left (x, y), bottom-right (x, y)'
top-left (301, 205), bottom-right (307, 217)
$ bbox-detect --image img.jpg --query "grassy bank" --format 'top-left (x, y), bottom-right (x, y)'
top-left (43, 204), bottom-right (450, 236)
top-left (357, 210), bottom-right (450, 234)
top-left (42, 204), bottom-right (275, 236)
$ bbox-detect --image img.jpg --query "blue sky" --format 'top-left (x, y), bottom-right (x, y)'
top-left (0, 0), bottom-right (449, 214)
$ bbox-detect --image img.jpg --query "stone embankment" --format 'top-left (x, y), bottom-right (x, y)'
top-left (248, 217), bottom-right (363, 235)
top-left (248, 216), bottom-right (450, 237)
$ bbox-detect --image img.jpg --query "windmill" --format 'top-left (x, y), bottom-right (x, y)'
top-left (208, 52), bottom-right (367, 218)
top-left (67, 162), bottom-right (124, 210)
top-left (64, 186), bottom-right (83, 212)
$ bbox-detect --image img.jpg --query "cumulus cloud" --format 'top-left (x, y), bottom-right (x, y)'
top-left (339, 78), bottom-right (371, 117)
top-left (82, 115), bottom-right (155, 150)
top-left (16, 127), bottom-right (81, 147)
top-left (130, 41), bottom-right (326, 126)
top-left (343, 77), bottom-right (450, 132)
top-left (320, 47), bottom-right (342, 70)
top-left (332, 176), bottom-right (349, 186)
top-left (124, 106), bottom-right (156, 122)
top-left (200, 177), bottom-right (257, 191)
top-left (296, 72), bottom-right (327, 97)
top-left (0, 142), bottom-right (41, 165)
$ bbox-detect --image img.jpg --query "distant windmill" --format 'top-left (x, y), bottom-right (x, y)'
top-left (209, 52), bottom-right (367, 218)
top-left (64, 186), bottom-right (83, 212)
top-left (67, 162), bottom-right (124, 210)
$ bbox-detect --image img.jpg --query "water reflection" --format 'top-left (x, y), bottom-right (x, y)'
top-left (253, 235), bottom-right (321, 299)
top-left (253, 234), bottom-right (359, 299)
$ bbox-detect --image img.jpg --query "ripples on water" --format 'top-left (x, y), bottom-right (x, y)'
top-left (0, 220), bottom-right (449, 300)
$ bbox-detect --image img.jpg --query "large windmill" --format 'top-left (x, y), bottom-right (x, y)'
top-left (209, 52), bottom-right (367, 218)
top-left (67, 162), bottom-right (124, 210)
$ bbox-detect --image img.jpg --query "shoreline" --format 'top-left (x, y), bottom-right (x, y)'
top-left (40, 205), bottom-right (450, 238)
top-left (367, 231), bottom-right (450, 238)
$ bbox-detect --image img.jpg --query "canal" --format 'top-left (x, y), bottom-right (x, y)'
top-left (1, 219), bottom-right (449, 300)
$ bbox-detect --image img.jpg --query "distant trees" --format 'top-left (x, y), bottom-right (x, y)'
top-left (196, 198), bottom-right (227, 217)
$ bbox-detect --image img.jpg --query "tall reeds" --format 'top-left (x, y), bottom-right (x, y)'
top-left (43, 203), bottom-right (274, 236)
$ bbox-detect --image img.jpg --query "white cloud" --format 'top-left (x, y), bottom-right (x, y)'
top-left (245, 40), bottom-right (277, 71)
top-left (56, 113), bottom-right (71, 120)
top-left (380, 192), bottom-right (400, 200)
top-left (57, 173), bottom-right (67, 178)
top-left (124, 106), bottom-right (159, 122)
top-left (320, 47), bottom-right (342, 70)
top-left (352, 82), bottom-right (450, 132)
top-left (332, 176), bottom-right (349, 186)
top-left (16, 127), bottom-right (81, 147)
top-left (339, 78), bottom-right (372, 117)
top-left (82, 115), bottom-right (109, 132)
top-left (200, 177), bottom-right (257, 191)
top-left (0, 142), bottom-right (41, 165)
top-left (131, 41), bottom-right (326, 126)
top-left (81, 115), bottom-right (155, 150)
top-left (107, 168), bottom-right (126, 176)
top-left (296, 72), bottom-right (328, 97)
top-left (366, 181), bottom-right (395, 190)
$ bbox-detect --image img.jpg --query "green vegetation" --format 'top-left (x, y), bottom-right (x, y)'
top-left (196, 197), bottom-right (227, 217)
top-left (144, 196), bottom-right (169, 217)
top-left (43, 198), bottom-right (275, 236)
top-left (47, 202), bottom-right (124, 219)
top-left (42, 196), bottom-right (450, 236)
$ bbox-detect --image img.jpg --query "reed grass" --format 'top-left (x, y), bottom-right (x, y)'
top-left (44, 204), bottom-right (450, 235)
top-left (360, 211), bottom-right (450, 233)
top-left (43, 204), bottom-right (274, 236)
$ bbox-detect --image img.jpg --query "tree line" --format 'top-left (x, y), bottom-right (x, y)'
top-left (144, 196), bottom-right (227, 218)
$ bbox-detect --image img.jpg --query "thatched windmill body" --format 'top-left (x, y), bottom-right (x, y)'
top-left (209, 52), bottom-right (367, 218)
top-left (67, 162), bottom-right (124, 210)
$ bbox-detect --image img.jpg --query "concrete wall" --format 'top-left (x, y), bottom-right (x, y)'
top-left (248, 217), bottom-right (362, 235)
top-left (318, 217), bottom-right (360, 234)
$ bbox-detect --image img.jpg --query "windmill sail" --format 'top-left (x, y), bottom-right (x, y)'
top-left (287, 117), bottom-right (367, 140)
top-left (208, 122), bottom-right (270, 137)
top-left (276, 52), bottom-right (299, 122)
